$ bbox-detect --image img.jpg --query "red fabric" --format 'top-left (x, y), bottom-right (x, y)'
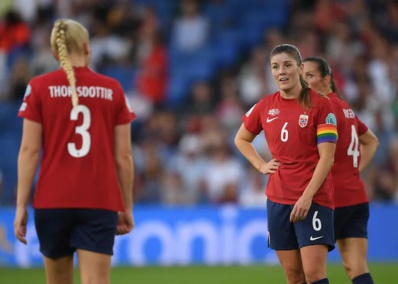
top-left (328, 93), bottom-right (369, 207)
top-left (243, 90), bottom-right (336, 209)
top-left (0, 22), bottom-right (30, 52)
top-left (136, 45), bottom-right (167, 103)
top-left (18, 67), bottom-right (135, 211)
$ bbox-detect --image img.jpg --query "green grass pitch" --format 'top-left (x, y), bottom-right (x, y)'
top-left (1, 263), bottom-right (397, 283)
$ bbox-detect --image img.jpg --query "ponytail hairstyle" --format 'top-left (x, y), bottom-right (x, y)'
top-left (50, 19), bottom-right (89, 107)
top-left (270, 44), bottom-right (312, 108)
top-left (302, 56), bottom-right (343, 99)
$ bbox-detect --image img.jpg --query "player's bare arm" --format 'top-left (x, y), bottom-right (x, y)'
top-left (358, 129), bottom-right (379, 173)
top-left (235, 124), bottom-right (280, 174)
top-left (114, 123), bottom-right (134, 235)
top-left (14, 119), bottom-right (42, 244)
top-left (290, 142), bottom-right (335, 223)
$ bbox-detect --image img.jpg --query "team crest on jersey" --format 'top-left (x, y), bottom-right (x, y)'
top-left (326, 113), bottom-right (337, 125)
top-left (299, 114), bottom-right (309, 128)
top-left (268, 109), bottom-right (279, 116)
top-left (245, 104), bottom-right (256, 117)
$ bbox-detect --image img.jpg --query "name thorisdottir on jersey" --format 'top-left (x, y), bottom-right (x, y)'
top-left (49, 85), bottom-right (113, 101)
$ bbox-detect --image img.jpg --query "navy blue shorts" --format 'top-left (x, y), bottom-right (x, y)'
top-left (334, 202), bottom-right (369, 240)
top-left (267, 199), bottom-right (335, 251)
top-left (34, 208), bottom-right (118, 258)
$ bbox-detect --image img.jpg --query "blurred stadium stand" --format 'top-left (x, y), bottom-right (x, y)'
top-left (0, 0), bottom-right (398, 206)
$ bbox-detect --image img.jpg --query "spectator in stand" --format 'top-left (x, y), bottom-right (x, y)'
top-left (0, 10), bottom-right (30, 54)
top-left (135, 6), bottom-right (168, 105)
top-left (202, 132), bottom-right (243, 204)
top-left (171, 0), bottom-right (209, 52)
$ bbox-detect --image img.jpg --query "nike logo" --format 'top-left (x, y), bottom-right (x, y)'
top-left (266, 117), bottom-right (278, 123)
top-left (310, 236), bottom-right (324, 241)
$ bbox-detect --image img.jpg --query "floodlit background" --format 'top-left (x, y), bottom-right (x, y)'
top-left (0, 0), bottom-right (397, 283)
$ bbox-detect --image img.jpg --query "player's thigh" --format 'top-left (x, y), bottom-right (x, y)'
top-left (43, 255), bottom-right (74, 284)
top-left (77, 249), bottom-right (112, 284)
top-left (267, 199), bottom-right (298, 250)
top-left (337, 237), bottom-right (369, 276)
top-left (300, 244), bottom-right (328, 281)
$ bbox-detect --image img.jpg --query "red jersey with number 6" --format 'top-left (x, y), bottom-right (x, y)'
top-left (18, 67), bottom-right (136, 211)
top-left (327, 92), bottom-right (368, 207)
top-left (243, 90), bottom-right (337, 209)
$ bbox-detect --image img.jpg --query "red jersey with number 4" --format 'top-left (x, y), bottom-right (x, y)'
top-left (18, 67), bottom-right (136, 211)
top-left (243, 90), bottom-right (337, 209)
top-left (328, 93), bottom-right (368, 207)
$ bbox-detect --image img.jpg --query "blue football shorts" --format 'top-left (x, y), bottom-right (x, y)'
top-left (34, 208), bottom-right (118, 258)
top-left (267, 199), bottom-right (335, 251)
top-left (334, 202), bottom-right (369, 240)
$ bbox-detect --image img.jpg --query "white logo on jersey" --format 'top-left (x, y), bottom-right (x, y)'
top-left (23, 85), bottom-right (31, 99)
top-left (125, 97), bottom-right (133, 112)
top-left (343, 109), bottom-right (355, 118)
top-left (268, 109), bottom-right (279, 116)
top-left (245, 104), bottom-right (256, 117)
top-left (19, 102), bottom-right (27, 111)
top-left (266, 117), bottom-right (278, 123)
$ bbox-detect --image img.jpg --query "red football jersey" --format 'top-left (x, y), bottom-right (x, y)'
top-left (328, 93), bottom-right (368, 207)
top-left (243, 90), bottom-right (337, 209)
top-left (18, 67), bottom-right (136, 211)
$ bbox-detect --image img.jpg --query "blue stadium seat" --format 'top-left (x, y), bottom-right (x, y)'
top-left (212, 29), bottom-right (241, 69)
top-left (165, 74), bottom-right (190, 108)
top-left (100, 65), bottom-right (135, 93)
top-left (0, 102), bottom-right (23, 139)
top-left (0, 135), bottom-right (20, 203)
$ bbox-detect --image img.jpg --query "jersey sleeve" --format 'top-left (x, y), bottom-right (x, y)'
top-left (316, 97), bottom-right (338, 145)
top-left (356, 116), bottom-right (368, 136)
top-left (18, 81), bottom-right (42, 123)
top-left (242, 102), bottom-right (262, 135)
top-left (115, 84), bottom-right (136, 125)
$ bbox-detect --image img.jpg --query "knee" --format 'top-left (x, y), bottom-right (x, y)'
top-left (285, 268), bottom-right (306, 284)
top-left (342, 259), bottom-right (369, 279)
top-left (342, 259), bottom-right (353, 276)
top-left (304, 268), bottom-right (326, 283)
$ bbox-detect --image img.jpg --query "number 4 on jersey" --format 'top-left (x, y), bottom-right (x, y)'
top-left (347, 125), bottom-right (359, 168)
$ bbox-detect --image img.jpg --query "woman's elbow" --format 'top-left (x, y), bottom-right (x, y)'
top-left (19, 145), bottom-right (40, 157)
top-left (115, 153), bottom-right (133, 168)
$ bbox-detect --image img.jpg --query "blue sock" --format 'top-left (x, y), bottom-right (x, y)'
top-left (311, 279), bottom-right (329, 284)
top-left (352, 273), bottom-right (374, 284)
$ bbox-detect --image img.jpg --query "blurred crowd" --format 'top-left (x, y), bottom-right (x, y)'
top-left (0, 0), bottom-right (397, 206)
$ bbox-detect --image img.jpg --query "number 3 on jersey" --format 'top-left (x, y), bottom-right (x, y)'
top-left (347, 125), bottom-right (359, 168)
top-left (68, 105), bottom-right (91, 158)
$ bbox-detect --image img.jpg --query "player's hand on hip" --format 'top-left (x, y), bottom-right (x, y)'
top-left (116, 211), bottom-right (135, 235)
top-left (290, 195), bottom-right (312, 223)
top-left (14, 206), bottom-right (28, 244)
top-left (259, 159), bottom-right (280, 175)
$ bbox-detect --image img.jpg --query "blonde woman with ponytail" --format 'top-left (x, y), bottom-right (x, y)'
top-left (235, 44), bottom-right (338, 284)
top-left (14, 19), bottom-right (136, 284)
